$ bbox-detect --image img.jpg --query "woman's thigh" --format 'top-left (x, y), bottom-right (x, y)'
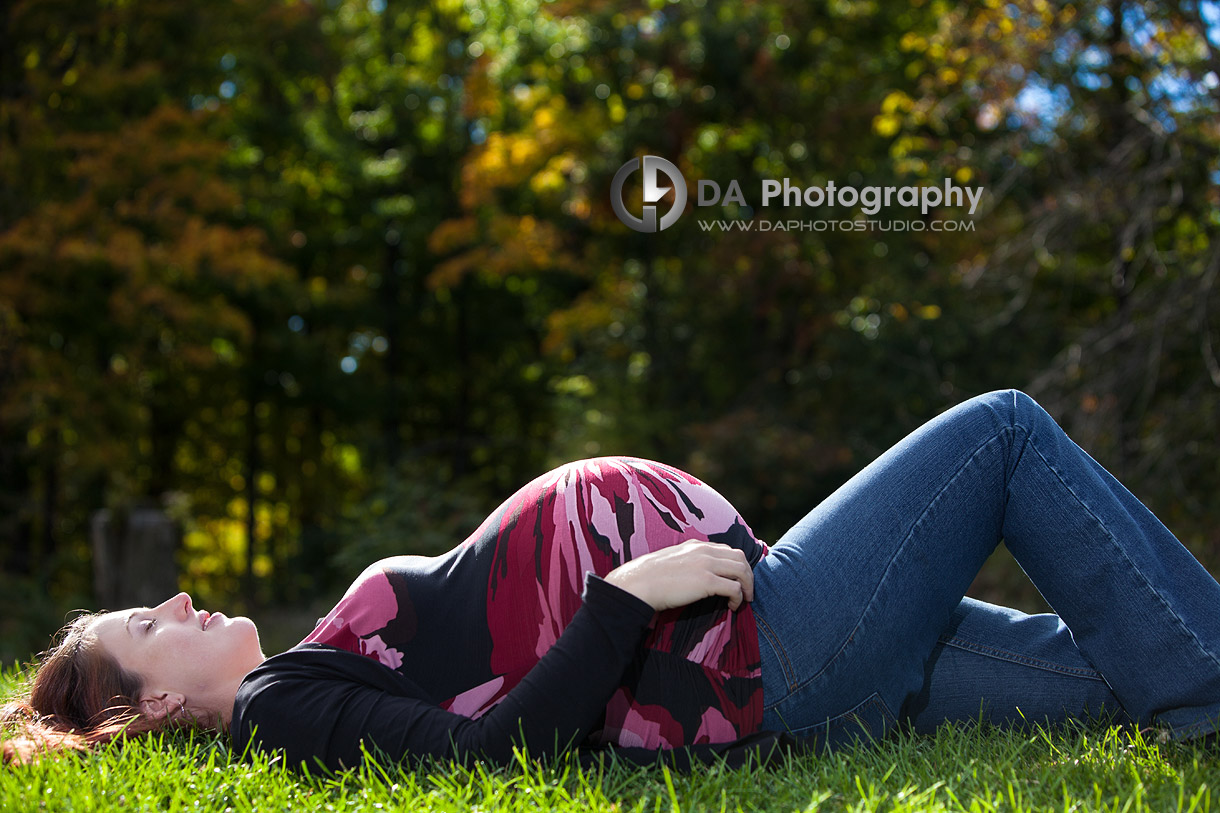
top-left (749, 393), bottom-right (1021, 746)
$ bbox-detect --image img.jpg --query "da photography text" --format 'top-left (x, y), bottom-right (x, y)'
top-left (699, 177), bottom-right (984, 217)
top-left (610, 155), bottom-right (986, 234)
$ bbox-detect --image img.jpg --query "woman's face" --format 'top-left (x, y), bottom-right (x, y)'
top-left (91, 592), bottom-right (264, 713)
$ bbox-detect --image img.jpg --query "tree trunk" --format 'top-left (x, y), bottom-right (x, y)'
top-left (91, 506), bottom-right (179, 608)
top-left (244, 323), bottom-right (262, 607)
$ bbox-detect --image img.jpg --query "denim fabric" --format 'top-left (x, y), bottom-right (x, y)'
top-left (751, 389), bottom-right (1220, 751)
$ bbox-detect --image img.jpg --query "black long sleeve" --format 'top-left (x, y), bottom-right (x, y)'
top-left (231, 575), bottom-right (656, 771)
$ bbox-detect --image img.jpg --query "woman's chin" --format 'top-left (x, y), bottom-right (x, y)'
top-left (234, 616), bottom-right (266, 658)
top-left (214, 614), bottom-right (264, 658)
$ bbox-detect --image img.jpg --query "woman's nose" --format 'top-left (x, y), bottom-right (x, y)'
top-left (155, 591), bottom-right (193, 618)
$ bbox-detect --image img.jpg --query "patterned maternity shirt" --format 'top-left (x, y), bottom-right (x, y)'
top-left (233, 457), bottom-right (769, 768)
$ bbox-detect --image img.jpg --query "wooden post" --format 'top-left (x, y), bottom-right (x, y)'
top-left (91, 506), bottom-right (180, 609)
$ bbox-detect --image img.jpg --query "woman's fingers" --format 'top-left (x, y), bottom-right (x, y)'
top-left (694, 542), bottom-right (754, 602)
top-left (604, 539), bottom-right (757, 612)
top-left (679, 542), bottom-right (753, 609)
top-left (722, 577), bottom-right (746, 611)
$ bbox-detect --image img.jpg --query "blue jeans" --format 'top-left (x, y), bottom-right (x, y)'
top-left (751, 389), bottom-right (1220, 750)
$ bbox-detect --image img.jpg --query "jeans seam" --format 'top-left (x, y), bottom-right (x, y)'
top-left (778, 429), bottom-right (1010, 699)
top-left (784, 691), bottom-right (898, 740)
top-left (1022, 431), bottom-right (1220, 679)
top-left (753, 612), bottom-right (798, 693)
top-left (934, 634), bottom-right (1107, 679)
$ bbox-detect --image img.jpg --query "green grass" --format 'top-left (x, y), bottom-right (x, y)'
top-left (4, 666), bottom-right (1219, 812)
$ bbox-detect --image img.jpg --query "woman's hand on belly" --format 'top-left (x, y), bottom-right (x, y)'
top-left (604, 540), bottom-right (755, 612)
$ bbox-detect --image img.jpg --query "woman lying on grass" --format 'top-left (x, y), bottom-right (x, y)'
top-left (6, 390), bottom-right (1220, 771)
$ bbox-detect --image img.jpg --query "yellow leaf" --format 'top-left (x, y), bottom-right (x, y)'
top-left (873, 114), bottom-right (902, 138)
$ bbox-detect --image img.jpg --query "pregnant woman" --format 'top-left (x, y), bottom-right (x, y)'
top-left (6, 390), bottom-right (1220, 769)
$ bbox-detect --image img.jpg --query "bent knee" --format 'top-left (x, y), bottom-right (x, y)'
top-left (967, 389), bottom-right (1050, 430)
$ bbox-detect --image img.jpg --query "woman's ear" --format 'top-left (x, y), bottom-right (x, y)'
top-left (138, 691), bottom-right (186, 721)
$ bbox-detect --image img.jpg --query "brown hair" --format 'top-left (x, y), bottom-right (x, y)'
top-left (1, 612), bottom-right (171, 764)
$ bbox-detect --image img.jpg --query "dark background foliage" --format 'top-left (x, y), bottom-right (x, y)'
top-left (3, 0), bottom-right (1219, 663)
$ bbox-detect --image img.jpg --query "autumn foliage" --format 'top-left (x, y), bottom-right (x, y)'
top-left (3, 0), bottom-right (1219, 659)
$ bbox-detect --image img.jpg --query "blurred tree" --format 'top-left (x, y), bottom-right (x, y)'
top-left (0, 0), bottom-right (304, 643)
top-left (223, 0), bottom-right (581, 601)
top-left (887, 0), bottom-right (1220, 568)
top-left (4, 0), bottom-right (1220, 662)
top-left (432, 0), bottom-right (1220, 602)
top-left (433, 0), bottom-right (977, 538)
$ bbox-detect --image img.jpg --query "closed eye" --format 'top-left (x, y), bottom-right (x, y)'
top-left (142, 619), bottom-right (156, 633)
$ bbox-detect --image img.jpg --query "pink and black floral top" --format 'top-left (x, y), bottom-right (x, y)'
top-left (304, 456), bottom-right (767, 748)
